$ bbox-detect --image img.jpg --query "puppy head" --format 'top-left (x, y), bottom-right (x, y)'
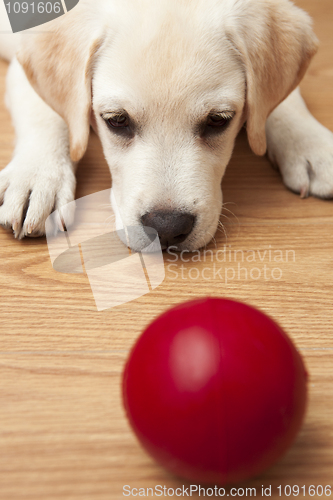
top-left (92, 4), bottom-right (247, 251)
top-left (17, 0), bottom-right (318, 251)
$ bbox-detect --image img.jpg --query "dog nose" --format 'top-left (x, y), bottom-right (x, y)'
top-left (141, 210), bottom-right (196, 247)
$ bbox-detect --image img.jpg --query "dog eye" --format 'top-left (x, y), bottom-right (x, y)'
top-left (106, 114), bottom-right (129, 128)
top-left (206, 113), bottom-right (233, 129)
top-left (200, 112), bottom-right (234, 139)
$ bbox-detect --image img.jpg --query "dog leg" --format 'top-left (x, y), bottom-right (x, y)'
top-left (265, 87), bottom-right (333, 199)
top-left (0, 57), bottom-right (77, 238)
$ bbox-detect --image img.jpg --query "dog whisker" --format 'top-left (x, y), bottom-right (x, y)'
top-left (104, 214), bottom-right (116, 223)
top-left (217, 221), bottom-right (228, 242)
top-left (221, 204), bottom-right (239, 225)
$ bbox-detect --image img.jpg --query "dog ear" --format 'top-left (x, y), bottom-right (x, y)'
top-left (228, 0), bottom-right (318, 156)
top-left (17, 8), bottom-right (104, 162)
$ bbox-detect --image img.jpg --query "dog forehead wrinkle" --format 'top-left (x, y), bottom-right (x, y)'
top-left (94, 4), bottom-right (244, 107)
top-left (136, 40), bottom-right (237, 98)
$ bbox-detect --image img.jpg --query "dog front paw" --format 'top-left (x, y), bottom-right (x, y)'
top-left (266, 117), bottom-right (333, 199)
top-left (0, 156), bottom-right (76, 239)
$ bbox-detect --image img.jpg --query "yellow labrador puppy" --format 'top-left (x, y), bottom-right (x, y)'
top-left (0, 0), bottom-right (332, 251)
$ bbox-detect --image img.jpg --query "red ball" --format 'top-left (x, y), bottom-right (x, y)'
top-left (122, 297), bottom-right (307, 485)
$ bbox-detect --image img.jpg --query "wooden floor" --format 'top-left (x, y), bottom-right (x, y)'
top-left (0, 1), bottom-right (332, 498)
